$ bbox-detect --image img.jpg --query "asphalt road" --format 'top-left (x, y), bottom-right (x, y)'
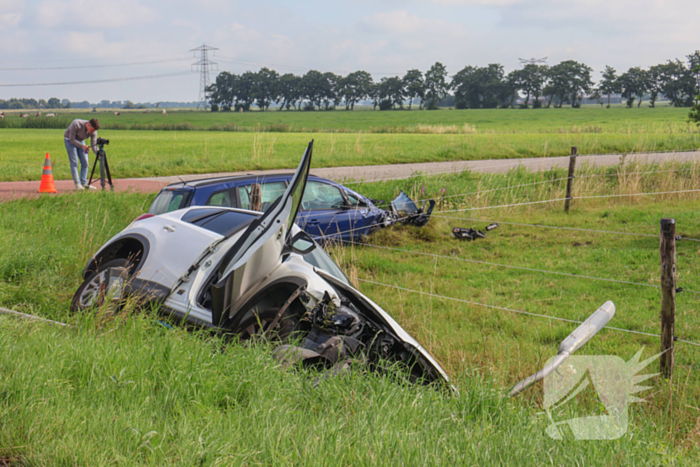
top-left (2, 150), bottom-right (699, 202)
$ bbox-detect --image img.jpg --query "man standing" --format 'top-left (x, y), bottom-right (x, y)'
top-left (64, 118), bottom-right (100, 190)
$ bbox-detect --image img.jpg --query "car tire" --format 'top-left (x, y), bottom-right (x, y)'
top-left (235, 307), bottom-right (299, 342)
top-left (70, 258), bottom-right (132, 313)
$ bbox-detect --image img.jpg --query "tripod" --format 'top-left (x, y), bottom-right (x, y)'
top-left (87, 143), bottom-right (113, 191)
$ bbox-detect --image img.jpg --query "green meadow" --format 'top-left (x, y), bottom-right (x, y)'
top-left (1, 126), bottom-right (698, 182)
top-left (1, 162), bottom-right (699, 464)
top-left (2, 105), bottom-right (697, 134)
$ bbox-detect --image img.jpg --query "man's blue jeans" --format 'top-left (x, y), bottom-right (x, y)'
top-left (65, 138), bottom-right (89, 186)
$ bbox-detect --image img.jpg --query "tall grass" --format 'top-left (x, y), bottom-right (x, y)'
top-left (0, 116), bottom-right (71, 129)
top-left (1, 165), bottom-right (700, 462)
top-left (1, 313), bottom-right (682, 465)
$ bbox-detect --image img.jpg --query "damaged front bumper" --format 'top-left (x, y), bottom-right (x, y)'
top-left (373, 191), bottom-right (436, 229)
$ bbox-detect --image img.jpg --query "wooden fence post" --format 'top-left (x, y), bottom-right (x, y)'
top-left (660, 218), bottom-right (676, 379)
top-left (564, 146), bottom-right (578, 213)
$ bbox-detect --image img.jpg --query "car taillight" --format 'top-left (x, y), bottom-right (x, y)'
top-left (134, 213), bottom-right (155, 222)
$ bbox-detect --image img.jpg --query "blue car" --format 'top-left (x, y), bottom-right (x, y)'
top-left (148, 174), bottom-right (395, 242)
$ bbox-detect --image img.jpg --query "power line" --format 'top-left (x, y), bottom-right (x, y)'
top-left (357, 279), bottom-right (700, 346)
top-left (0, 71), bottom-right (192, 87)
top-left (0, 58), bottom-right (191, 71)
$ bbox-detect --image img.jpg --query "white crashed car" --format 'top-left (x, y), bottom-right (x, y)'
top-left (71, 141), bottom-right (450, 386)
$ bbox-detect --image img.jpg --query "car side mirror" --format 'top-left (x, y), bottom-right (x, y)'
top-left (290, 231), bottom-right (317, 255)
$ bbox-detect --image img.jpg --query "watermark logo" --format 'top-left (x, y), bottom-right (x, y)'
top-left (543, 348), bottom-right (661, 440)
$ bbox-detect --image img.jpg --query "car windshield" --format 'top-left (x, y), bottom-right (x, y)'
top-left (301, 181), bottom-right (346, 210)
top-left (149, 189), bottom-right (190, 215)
top-left (302, 244), bottom-right (349, 284)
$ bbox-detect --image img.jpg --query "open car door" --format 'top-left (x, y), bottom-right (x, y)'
top-left (210, 141), bottom-right (313, 326)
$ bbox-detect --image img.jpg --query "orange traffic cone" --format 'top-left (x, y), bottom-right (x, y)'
top-left (38, 152), bottom-right (57, 194)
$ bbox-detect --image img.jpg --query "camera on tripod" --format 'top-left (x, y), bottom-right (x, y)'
top-left (89, 136), bottom-right (113, 190)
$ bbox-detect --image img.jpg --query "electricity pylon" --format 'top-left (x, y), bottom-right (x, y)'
top-left (190, 44), bottom-right (219, 110)
top-left (519, 57), bottom-right (548, 65)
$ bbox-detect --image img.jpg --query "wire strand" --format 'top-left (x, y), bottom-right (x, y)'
top-left (357, 279), bottom-right (700, 346)
top-left (341, 151), bottom-right (700, 185)
top-left (431, 214), bottom-right (700, 243)
top-left (346, 240), bottom-right (669, 290)
top-left (434, 188), bottom-right (700, 214)
top-left (374, 167), bottom-right (693, 208)
top-left (431, 214), bottom-right (658, 238)
top-left (0, 58), bottom-right (191, 71)
top-left (0, 71), bottom-right (192, 87)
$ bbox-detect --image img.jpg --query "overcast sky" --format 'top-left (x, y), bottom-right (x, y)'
top-left (1, 0), bottom-right (698, 103)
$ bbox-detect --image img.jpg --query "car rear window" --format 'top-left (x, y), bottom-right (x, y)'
top-left (182, 209), bottom-right (258, 237)
top-left (206, 189), bottom-right (233, 208)
top-left (149, 189), bottom-right (191, 215)
top-left (238, 182), bottom-right (287, 211)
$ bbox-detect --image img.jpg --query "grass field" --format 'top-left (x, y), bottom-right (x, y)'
top-left (0, 316), bottom-right (678, 466)
top-left (2, 106), bottom-right (698, 134)
top-left (3, 107), bottom-right (698, 182)
top-left (1, 162), bottom-right (700, 463)
top-left (2, 126), bottom-right (699, 182)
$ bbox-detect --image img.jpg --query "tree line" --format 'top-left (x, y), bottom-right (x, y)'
top-left (0, 97), bottom-right (69, 110)
top-left (206, 51), bottom-right (700, 111)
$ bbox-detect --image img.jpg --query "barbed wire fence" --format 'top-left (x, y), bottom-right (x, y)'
top-left (315, 149), bottom-right (700, 358)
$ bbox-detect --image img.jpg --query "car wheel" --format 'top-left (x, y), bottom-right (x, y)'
top-left (235, 307), bottom-right (299, 342)
top-left (70, 258), bottom-right (132, 312)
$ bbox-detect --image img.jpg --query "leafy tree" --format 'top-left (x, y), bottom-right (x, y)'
top-left (511, 64), bottom-right (547, 108)
top-left (544, 60), bottom-right (593, 108)
top-left (277, 73), bottom-right (300, 110)
top-left (378, 76), bottom-right (406, 109)
top-left (598, 65), bottom-right (619, 108)
top-left (646, 65), bottom-right (664, 108)
top-left (689, 51), bottom-right (700, 105)
top-left (690, 100), bottom-right (700, 126)
top-left (452, 64), bottom-right (511, 109)
top-left (122, 100), bottom-right (135, 109)
top-left (618, 67), bottom-right (649, 108)
top-left (368, 81), bottom-right (381, 110)
top-left (424, 62), bottom-right (448, 109)
top-left (402, 69), bottom-right (424, 110)
top-left (323, 72), bottom-right (341, 110)
top-left (47, 97), bottom-right (63, 109)
top-left (656, 60), bottom-right (696, 107)
top-left (252, 67), bottom-right (279, 111)
top-left (689, 64), bottom-right (700, 126)
top-left (235, 72), bottom-right (256, 111)
top-left (340, 71), bottom-right (373, 110)
top-left (451, 66), bottom-right (478, 109)
top-left (206, 71), bottom-right (236, 111)
top-left (301, 70), bottom-right (327, 110)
